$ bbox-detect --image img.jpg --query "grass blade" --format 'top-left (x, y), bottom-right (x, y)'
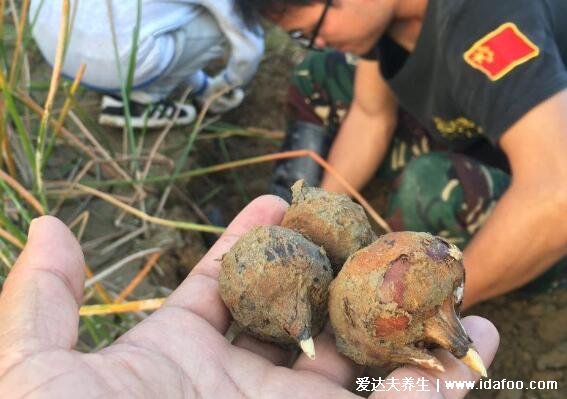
top-left (34, 0), bottom-right (69, 209)
top-left (7, 0), bottom-right (29, 87)
top-left (80, 298), bottom-right (166, 316)
top-left (0, 70), bottom-right (35, 165)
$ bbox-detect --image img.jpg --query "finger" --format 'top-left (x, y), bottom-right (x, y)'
top-left (233, 333), bottom-right (291, 366)
top-left (0, 216), bottom-right (85, 353)
top-left (165, 195), bottom-right (289, 333)
top-left (430, 316), bottom-right (499, 394)
top-left (372, 316), bottom-right (499, 399)
top-left (293, 322), bottom-right (364, 387)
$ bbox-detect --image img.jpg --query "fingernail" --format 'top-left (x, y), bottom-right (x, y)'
top-left (277, 196), bottom-right (290, 207)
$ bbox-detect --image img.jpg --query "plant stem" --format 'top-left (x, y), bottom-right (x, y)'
top-left (80, 298), bottom-right (166, 316)
top-left (34, 0), bottom-right (69, 209)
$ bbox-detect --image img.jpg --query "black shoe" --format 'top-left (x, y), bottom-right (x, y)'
top-left (99, 94), bottom-right (196, 129)
top-left (269, 120), bottom-right (334, 202)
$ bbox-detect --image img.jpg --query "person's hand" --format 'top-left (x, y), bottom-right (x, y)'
top-left (195, 73), bottom-right (245, 114)
top-left (0, 196), bottom-right (499, 398)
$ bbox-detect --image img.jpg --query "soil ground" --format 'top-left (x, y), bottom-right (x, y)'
top-left (467, 290), bottom-right (567, 399)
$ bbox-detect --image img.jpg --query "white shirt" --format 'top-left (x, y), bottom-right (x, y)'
top-left (29, 0), bottom-right (264, 90)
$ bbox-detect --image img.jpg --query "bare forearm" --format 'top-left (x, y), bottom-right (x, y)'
top-left (321, 59), bottom-right (397, 194)
top-left (320, 106), bottom-right (395, 194)
top-left (462, 183), bottom-right (567, 309)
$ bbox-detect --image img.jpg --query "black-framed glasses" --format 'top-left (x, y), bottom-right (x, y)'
top-left (288, 0), bottom-right (332, 50)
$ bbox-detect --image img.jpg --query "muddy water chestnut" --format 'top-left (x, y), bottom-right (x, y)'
top-left (219, 225), bottom-right (333, 359)
top-left (329, 231), bottom-right (487, 376)
top-left (281, 180), bottom-right (376, 273)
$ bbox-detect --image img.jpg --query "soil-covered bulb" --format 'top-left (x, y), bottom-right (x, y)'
top-left (282, 180), bottom-right (376, 274)
top-left (219, 225), bottom-right (334, 359)
top-left (329, 231), bottom-right (487, 376)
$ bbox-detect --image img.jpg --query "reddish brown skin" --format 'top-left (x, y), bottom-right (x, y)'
top-left (373, 315), bottom-right (410, 337)
top-left (380, 255), bottom-right (412, 305)
top-left (329, 231), bottom-right (467, 369)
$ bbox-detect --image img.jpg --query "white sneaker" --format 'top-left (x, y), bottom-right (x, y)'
top-left (98, 94), bottom-right (196, 128)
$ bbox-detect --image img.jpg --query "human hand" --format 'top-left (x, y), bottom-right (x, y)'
top-left (0, 196), bottom-right (499, 398)
top-left (195, 73), bottom-right (245, 114)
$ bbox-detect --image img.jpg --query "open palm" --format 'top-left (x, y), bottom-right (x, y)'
top-left (0, 196), bottom-right (498, 398)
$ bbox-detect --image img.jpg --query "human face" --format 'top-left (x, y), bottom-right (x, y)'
top-left (288, 0), bottom-right (332, 49)
top-left (274, 0), bottom-right (396, 55)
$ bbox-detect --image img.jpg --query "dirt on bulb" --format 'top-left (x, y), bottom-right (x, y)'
top-left (282, 180), bottom-right (376, 273)
top-left (219, 225), bottom-right (334, 351)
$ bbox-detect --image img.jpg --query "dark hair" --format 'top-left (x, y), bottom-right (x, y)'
top-left (235, 0), bottom-right (322, 27)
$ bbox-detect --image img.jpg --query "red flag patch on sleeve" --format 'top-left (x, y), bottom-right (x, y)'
top-left (463, 22), bottom-right (540, 81)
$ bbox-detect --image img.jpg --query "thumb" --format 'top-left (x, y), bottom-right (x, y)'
top-left (0, 216), bottom-right (85, 353)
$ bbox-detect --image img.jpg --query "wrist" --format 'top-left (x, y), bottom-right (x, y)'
top-left (193, 72), bottom-right (209, 96)
top-left (222, 71), bottom-right (243, 89)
